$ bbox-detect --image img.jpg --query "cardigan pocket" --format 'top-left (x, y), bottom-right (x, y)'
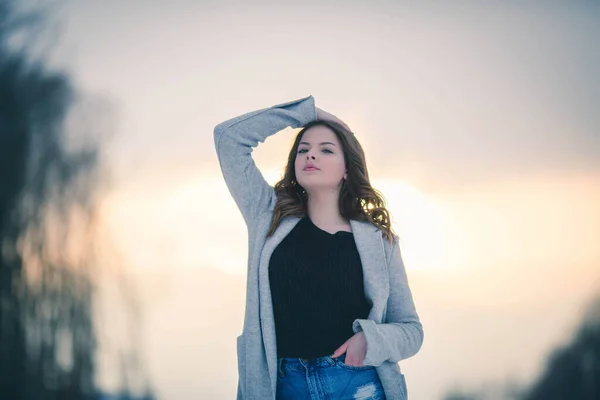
top-left (398, 372), bottom-right (408, 399)
top-left (236, 334), bottom-right (246, 398)
top-left (387, 361), bottom-right (408, 399)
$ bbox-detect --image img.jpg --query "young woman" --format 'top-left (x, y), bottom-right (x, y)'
top-left (214, 95), bottom-right (423, 400)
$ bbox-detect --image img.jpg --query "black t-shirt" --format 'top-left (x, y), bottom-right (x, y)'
top-left (268, 214), bottom-right (371, 359)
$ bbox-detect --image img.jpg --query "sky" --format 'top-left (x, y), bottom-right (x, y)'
top-left (38, 0), bottom-right (600, 398)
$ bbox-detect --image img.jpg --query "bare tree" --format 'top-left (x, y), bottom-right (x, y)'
top-left (0, 1), bottom-right (154, 399)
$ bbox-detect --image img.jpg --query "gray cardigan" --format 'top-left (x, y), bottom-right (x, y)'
top-left (214, 95), bottom-right (423, 400)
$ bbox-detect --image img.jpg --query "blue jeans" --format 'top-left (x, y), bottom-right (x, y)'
top-left (276, 353), bottom-right (387, 400)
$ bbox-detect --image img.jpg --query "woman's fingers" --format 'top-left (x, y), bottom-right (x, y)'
top-left (331, 340), bottom-right (349, 358)
top-left (316, 107), bottom-right (352, 133)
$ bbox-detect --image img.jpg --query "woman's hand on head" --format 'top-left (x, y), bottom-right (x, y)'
top-left (315, 107), bottom-right (352, 133)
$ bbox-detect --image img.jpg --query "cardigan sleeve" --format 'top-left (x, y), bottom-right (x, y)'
top-left (352, 235), bottom-right (424, 366)
top-left (213, 95), bottom-right (317, 226)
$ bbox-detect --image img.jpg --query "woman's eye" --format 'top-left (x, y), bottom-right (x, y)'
top-left (298, 149), bottom-right (333, 154)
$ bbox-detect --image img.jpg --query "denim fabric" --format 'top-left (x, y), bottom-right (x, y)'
top-left (276, 353), bottom-right (390, 400)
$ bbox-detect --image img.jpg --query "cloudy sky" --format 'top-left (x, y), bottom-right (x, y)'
top-left (42, 1), bottom-right (600, 398)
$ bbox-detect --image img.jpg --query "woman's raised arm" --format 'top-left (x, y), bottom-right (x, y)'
top-left (213, 95), bottom-right (317, 226)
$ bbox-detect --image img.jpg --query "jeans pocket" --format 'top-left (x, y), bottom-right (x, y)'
top-left (333, 354), bottom-right (375, 371)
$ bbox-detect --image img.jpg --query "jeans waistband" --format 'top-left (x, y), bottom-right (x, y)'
top-left (277, 353), bottom-right (350, 377)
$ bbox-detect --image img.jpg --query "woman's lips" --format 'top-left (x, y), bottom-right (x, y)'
top-left (303, 167), bottom-right (319, 171)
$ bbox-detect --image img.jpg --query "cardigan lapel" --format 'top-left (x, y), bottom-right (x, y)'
top-left (349, 218), bottom-right (390, 321)
top-left (257, 216), bottom-right (390, 397)
top-left (258, 216), bottom-right (300, 397)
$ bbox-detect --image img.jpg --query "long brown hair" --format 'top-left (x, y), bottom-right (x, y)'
top-left (266, 119), bottom-right (397, 244)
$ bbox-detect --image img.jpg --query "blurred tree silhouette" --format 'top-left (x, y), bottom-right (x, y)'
top-left (440, 293), bottom-right (600, 400)
top-left (522, 294), bottom-right (600, 400)
top-left (443, 392), bottom-right (481, 400)
top-left (0, 1), bottom-right (153, 399)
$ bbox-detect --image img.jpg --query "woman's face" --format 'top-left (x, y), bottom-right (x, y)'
top-left (294, 125), bottom-right (347, 194)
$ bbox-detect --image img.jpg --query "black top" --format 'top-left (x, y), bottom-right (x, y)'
top-left (268, 214), bottom-right (371, 359)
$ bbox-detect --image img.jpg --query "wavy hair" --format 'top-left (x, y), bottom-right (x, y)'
top-left (266, 119), bottom-right (397, 244)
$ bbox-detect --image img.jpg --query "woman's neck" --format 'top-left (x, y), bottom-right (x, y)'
top-left (306, 190), bottom-right (349, 227)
